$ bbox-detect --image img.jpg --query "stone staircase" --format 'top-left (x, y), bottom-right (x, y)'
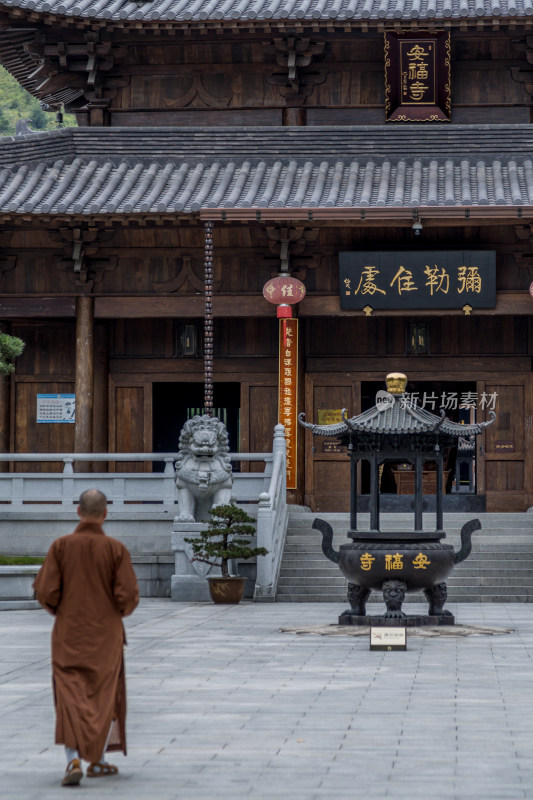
top-left (276, 511), bottom-right (533, 603)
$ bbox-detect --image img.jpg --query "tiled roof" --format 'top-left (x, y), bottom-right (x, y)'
top-left (1, 0), bottom-right (532, 23)
top-left (299, 401), bottom-right (495, 437)
top-left (1, 125), bottom-right (533, 215)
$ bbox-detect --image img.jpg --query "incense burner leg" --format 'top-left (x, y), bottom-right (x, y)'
top-left (346, 583), bottom-right (371, 616)
top-left (382, 580), bottom-right (407, 618)
top-left (424, 582), bottom-right (453, 617)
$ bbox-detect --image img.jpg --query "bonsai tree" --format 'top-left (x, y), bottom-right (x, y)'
top-left (0, 333), bottom-right (24, 375)
top-left (185, 502), bottom-right (268, 578)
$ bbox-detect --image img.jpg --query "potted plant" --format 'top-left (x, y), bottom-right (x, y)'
top-left (185, 502), bottom-right (268, 604)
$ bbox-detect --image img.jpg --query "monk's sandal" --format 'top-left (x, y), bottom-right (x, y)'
top-left (87, 762), bottom-right (119, 777)
top-left (61, 758), bottom-right (83, 786)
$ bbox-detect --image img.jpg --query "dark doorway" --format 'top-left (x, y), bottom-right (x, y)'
top-left (360, 379), bottom-right (478, 497)
top-left (152, 382), bottom-right (241, 471)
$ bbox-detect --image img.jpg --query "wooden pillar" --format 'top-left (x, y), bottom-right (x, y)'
top-left (92, 321), bottom-right (108, 456)
top-left (0, 375), bottom-right (9, 460)
top-left (0, 323), bottom-right (10, 464)
top-left (350, 452), bottom-right (358, 532)
top-left (414, 452), bottom-right (423, 531)
top-left (436, 453), bottom-right (444, 532)
top-left (283, 107), bottom-right (306, 125)
top-left (75, 296), bottom-right (94, 461)
top-left (88, 102), bottom-right (110, 127)
top-left (369, 452), bottom-right (380, 532)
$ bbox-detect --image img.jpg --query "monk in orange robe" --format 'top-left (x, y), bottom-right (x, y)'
top-left (34, 489), bottom-right (139, 787)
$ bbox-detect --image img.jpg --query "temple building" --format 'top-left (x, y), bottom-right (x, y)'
top-left (0, 0), bottom-right (532, 512)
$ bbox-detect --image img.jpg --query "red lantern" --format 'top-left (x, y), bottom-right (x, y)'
top-left (263, 276), bottom-right (306, 305)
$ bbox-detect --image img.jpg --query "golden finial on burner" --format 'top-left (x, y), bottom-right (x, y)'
top-left (385, 372), bottom-right (407, 395)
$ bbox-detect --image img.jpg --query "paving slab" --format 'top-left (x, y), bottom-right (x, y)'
top-left (0, 600), bottom-right (532, 800)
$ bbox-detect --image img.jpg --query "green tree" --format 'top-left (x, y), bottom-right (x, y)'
top-left (29, 103), bottom-right (48, 130)
top-left (0, 66), bottom-right (77, 136)
top-left (0, 107), bottom-right (11, 135)
top-left (0, 334), bottom-right (24, 376)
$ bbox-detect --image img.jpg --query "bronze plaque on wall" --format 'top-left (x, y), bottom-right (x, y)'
top-left (385, 31), bottom-right (451, 122)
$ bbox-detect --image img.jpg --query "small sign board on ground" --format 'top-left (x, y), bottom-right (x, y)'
top-left (370, 626), bottom-right (407, 651)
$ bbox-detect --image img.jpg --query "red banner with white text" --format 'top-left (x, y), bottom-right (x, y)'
top-left (278, 318), bottom-right (298, 491)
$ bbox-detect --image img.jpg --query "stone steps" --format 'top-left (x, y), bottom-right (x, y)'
top-left (276, 511), bottom-right (533, 603)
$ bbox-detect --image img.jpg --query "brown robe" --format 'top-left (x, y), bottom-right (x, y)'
top-left (34, 521), bottom-right (139, 764)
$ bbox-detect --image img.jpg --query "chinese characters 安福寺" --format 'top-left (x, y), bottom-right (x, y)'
top-left (405, 44), bottom-right (430, 103)
top-left (359, 553), bottom-right (432, 571)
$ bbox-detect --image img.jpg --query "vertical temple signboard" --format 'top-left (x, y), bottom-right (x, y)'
top-left (385, 31), bottom-right (451, 122)
top-left (279, 318), bottom-right (298, 491)
top-left (263, 276), bottom-right (305, 493)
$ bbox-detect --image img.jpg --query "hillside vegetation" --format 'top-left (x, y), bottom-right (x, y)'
top-left (0, 66), bottom-right (77, 136)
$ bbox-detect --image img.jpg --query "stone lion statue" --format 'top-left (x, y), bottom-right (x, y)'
top-left (174, 415), bottom-right (233, 523)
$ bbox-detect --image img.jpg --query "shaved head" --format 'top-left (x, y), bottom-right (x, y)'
top-left (78, 489), bottom-right (107, 519)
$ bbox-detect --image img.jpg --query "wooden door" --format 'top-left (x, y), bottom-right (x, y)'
top-left (304, 376), bottom-right (358, 512)
top-left (477, 375), bottom-right (533, 512)
top-left (109, 377), bottom-right (152, 471)
top-left (240, 381), bottom-right (278, 472)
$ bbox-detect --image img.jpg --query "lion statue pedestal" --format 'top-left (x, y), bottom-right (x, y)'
top-left (171, 523), bottom-right (222, 602)
top-left (171, 415), bottom-right (233, 601)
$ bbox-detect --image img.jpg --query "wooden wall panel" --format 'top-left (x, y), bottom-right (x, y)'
top-left (306, 381), bottom-right (354, 511)
top-left (110, 110), bottom-right (282, 126)
top-left (486, 461), bottom-right (524, 492)
top-left (0, 256), bottom-right (73, 295)
top-left (485, 383), bottom-right (524, 456)
top-left (312, 461), bottom-right (351, 512)
top-left (14, 381), bottom-right (75, 472)
top-left (306, 318), bottom-right (379, 357)
top-left (111, 319), bottom-right (171, 358)
top-left (104, 32), bottom-right (531, 124)
top-left (458, 317), bottom-right (528, 355)
top-left (220, 318), bottom-right (277, 357)
top-left (110, 383), bottom-right (149, 471)
top-left (1, 224), bottom-right (532, 299)
top-left (11, 324), bottom-right (75, 377)
top-left (244, 384), bottom-right (278, 472)
top-left (479, 377), bottom-right (530, 510)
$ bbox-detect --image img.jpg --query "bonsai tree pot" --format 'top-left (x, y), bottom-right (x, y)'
top-left (207, 576), bottom-right (247, 604)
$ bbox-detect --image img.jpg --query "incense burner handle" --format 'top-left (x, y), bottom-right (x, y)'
top-left (453, 518), bottom-right (481, 564)
top-left (313, 518), bottom-right (339, 564)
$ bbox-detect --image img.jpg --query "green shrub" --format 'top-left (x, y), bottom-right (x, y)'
top-left (0, 556), bottom-right (44, 565)
top-left (185, 502), bottom-right (268, 578)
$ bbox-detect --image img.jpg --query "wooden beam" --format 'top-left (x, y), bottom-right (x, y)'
top-left (94, 296), bottom-right (275, 318)
top-left (305, 356), bottom-right (532, 374)
top-left (0, 298), bottom-right (76, 317)
top-left (300, 291), bottom-right (533, 317)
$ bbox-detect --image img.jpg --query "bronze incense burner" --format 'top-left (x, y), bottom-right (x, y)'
top-left (299, 373), bottom-right (495, 626)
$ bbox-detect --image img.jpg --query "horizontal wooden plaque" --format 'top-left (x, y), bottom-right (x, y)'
top-left (339, 251), bottom-right (496, 311)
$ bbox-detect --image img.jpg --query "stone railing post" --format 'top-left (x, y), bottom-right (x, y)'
top-left (254, 491), bottom-right (273, 596)
top-left (163, 457), bottom-right (175, 507)
top-left (272, 422), bottom-right (287, 464)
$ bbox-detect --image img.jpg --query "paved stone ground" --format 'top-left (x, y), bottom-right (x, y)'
top-left (1, 599), bottom-right (532, 800)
